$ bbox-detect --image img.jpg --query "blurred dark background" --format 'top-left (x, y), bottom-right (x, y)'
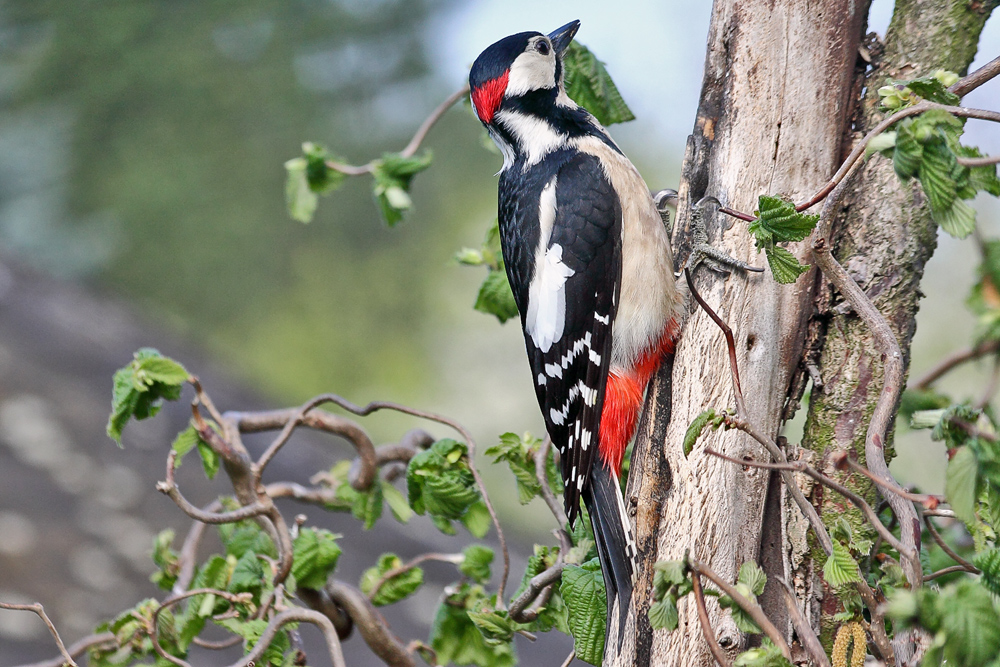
top-left (0, 0), bottom-right (997, 664)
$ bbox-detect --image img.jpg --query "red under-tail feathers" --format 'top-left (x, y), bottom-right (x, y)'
top-left (598, 323), bottom-right (677, 475)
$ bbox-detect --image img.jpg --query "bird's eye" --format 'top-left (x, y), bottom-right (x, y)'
top-left (535, 40), bottom-right (551, 56)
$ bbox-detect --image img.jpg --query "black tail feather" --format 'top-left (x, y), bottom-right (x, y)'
top-left (582, 461), bottom-right (635, 650)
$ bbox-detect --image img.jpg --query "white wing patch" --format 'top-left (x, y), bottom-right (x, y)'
top-left (525, 177), bottom-right (574, 352)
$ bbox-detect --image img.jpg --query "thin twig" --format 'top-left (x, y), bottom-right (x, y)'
top-left (326, 85), bottom-right (469, 175)
top-left (837, 454), bottom-right (941, 508)
top-left (234, 407), bottom-right (379, 490)
top-left (922, 514), bottom-right (979, 573)
top-left (536, 436), bottom-right (568, 526)
top-left (706, 447), bottom-right (910, 558)
top-left (950, 55), bottom-right (1000, 97)
top-left (223, 607), bottom-right (347, 667)
top-left (191, 635), bottom-right (242, 650)
top-left (14, 632), bottom-right (117, 667)
top-left (157, 452), bottom-right (268, 524)
top-left (686, 270), bottom-right (834, 555)
top-left (691, 572), bottom-right (731, 667)
top-left (560, 650), bottom-right (576, 667)
top-left (924, 564), bottom-right (972, 581)
top-left (911, 339), bottom-right (1000, 390)
top-left (274, 394), bottom-right (511, 604)
top-left (151, 589), bottom-right (252, 667)
top-left (0, 602), bottom-right (79, 667)
top-left (957, 154), bottom-right (1000, 167)
top-left (326, 581), bottom-right (416, 667)
top-left (689, 559), bottom-right (792, 661)
top-left (508, 563), bottom-right (565, 623)
top-left (776, 577), bottom-right (831, 667)
top-left (975, 356), bottom-right (1000, 410)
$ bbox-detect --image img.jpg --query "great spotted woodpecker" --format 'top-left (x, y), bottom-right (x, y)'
top-left (470, 20), bottom-right (682, 644)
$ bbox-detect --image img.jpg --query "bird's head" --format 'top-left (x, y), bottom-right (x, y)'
top-left (469, 20), bottom-right (580, 126)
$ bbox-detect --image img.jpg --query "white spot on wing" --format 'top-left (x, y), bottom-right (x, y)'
top-left (589, 349), bottom-right (602, 365)
top-left (545, 363), bottom-right (562, 378)
top-left (525, 177), bottom-right (574, 352)
top-left (537, 373), bottom-right (546, 386)
top-left (595, 312), bottom-right (609, 325)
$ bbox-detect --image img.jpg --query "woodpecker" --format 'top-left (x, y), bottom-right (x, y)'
top-left (470, 20), bottom-right (682, 645)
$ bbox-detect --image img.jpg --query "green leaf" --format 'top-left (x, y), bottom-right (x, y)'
top-left (195, 438), bottom-right (219, 480)
top-left (216, 617), bottom-right (292, 667)
top-left (974, 548), bottom-right (1000, 597)
top-left (283, 143), bottom-right (347, 223)
top-left (218, 520), bottom-right (277, 560)
top-left (370, 151), bottom-right (433, 226)
top-left (462, 500), bottom-right (493, 538)
top-left (475, 269), bottom-right (519, 323)
top-left (467, 610), bottom-right (519, 644)
top-left (893, 120), bottom-right (924, 180)
top-left (560, 559), bottom-right (607, 665)
top-left (683, 409), bottom-right (717, 456)
top-left (720, 582), bottom-right (762, 634)
top-left (381, 481), bottom-right (414, 523)
top-left (291, 528), bottom-right (342, 589)
top-left (934, 198), bottom-right (977, 239)
top-left (511, 546), bottom-right (569, 634)
top-left (904, 76), bottom-right (961, 106)
top-left (170, 425), bottom-right (200, 468)
top-left (107, 348), bottom-right (189, 445)
top-left (647, 597), bottom-right (679, 631)
top-left (486, 432), bottom-right (547, 504)
top-left (919, 139), bottom-right (959, 213)
top-left (866, 131), bottom-right (897, 157)
top-left (751, 196), bottom-right (819, 244)
top-left (737, 562), bottom-right (767, 596)
top-left (360, 553), bottom-right (424, 606)
top-left (407, 439), bottom-right (484, 534)
top-left (764, 246), bottom-right (810, 284)
top-left (460, 545), bottom-right (495, 584)
top-left (228, 550), bottom-right (264, 594)
top-left (939, 579), bottom-right (1000, 667)
top-left (733, 640), bottom-right (794, 667)
top-left (429, 584), bottom-right (517, 667)
top-left (823, 541), bottom-right (862, 588)
top-left (150, 529), bottom-right (180, 591)
top-left (946, 445), bottom-right (981, 527)
top-left (562, 42), bottom-right (635, 126)
top-left (284, 157), bottom-right (318, 223)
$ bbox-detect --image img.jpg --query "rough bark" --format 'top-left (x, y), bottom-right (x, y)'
top-left (798, 0), bottom-right (995, 656)
top-left (613, 1), bottom-right (867, 665)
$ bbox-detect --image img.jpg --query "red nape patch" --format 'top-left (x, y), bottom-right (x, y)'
top-left (598, 321), bottom-right (679, 475)
top-left (471, 71), bottom-right (509, 124)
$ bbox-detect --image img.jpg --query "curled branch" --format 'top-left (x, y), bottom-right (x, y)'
top-left (508, 563), bottom-right (565, 623)
top-left (157, 452), bottom-right (268, 524)
top-left (325, 581), bottom-right (415, 667)
top-left (326, 85), bottom-right (470, 175)
top-left (222, 607), bottom-right (347, 667)
top-left (0, 602), bottom-right (79, 667)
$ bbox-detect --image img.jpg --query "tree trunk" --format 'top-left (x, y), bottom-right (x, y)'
top-left (798, 0), bottom-right (995, 659)
top-left (613, 2), bottom-right (868, 665)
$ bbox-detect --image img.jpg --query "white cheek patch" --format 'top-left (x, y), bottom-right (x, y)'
top-left (525, 177), bottom-right (574, 353)
top-left (495, 110), bottom-right (565, 166)
top-left (505, 51), bottom-right (555, 96)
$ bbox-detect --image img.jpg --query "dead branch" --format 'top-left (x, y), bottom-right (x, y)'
top-left (911, 339), bottom-right (1000, 390)
top-left (0, 602), bottom-right (79, 667)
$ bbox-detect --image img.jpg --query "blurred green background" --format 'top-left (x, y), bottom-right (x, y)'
top-left (1, 0), bottom-right (999, 535)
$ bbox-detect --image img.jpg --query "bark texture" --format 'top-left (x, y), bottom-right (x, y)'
top-left (798, 0), bottom-right (995, 655)
top-left (613, 1), bottom-right (867, 665)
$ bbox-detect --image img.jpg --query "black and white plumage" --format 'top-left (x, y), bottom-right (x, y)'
top-left (470, 20), bottom-right (681, 650)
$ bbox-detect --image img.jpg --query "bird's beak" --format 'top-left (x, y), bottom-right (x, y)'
top-left (548, 20), bottom-right (580, 55)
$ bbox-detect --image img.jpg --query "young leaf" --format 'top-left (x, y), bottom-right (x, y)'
top-left (764, 246), bottom-right (810, 284)
top-left (291, 528), bottom-right (342, 589)
top-left (752, 196), bottom-right (819, 244)
top-left (429, 584), bottom-right (517, 667)
top-left (407, 439), bottom-right (484, 535)
top-left (737, 562), bottom-right (767, 597)
top-left (939, 579), bottom-right (1000, 667)
top-left (460, 545), bottom-right (495, 584)
top-left (904, 75), bottom-right (961, 106)
top-left (683, 409), bottom-right (718, 456)
top-left (892, 120), bottom-right (924, 180)
top-left (733, 640), bottom-right (794, 667)
top-left (382, 480), bottom-right (414, 523)
top-left (562, 42), bottom-right (635, 126)
top-left (823, 541), bottom-right (862, 588)
top-left (468, 610), bottom-right (520, 644)
top-left (196, 438), bottom-right (220, 480)
top-left (360, 553), bottom-right (424, 606)
top-left (560, 559), bottom-right (607, 666)
top-left (946, 445), bottom-right (980, 527)
top-left (283, 143), bottom-right (347, 223)
top-left (107, 348), bottom-right (189, 445)
top-left (934, 198), bottom-right (977, 239)
top-left (475, 269), bottom-right (519, 323)
top-left (919, 139), bottom-right (959, 214)
top-left (228, 550), bottom-right (265, 594)
top-left (647, 597), bottom-right (679, 631)
top-left (370, 151), bottom-right (433, 227)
